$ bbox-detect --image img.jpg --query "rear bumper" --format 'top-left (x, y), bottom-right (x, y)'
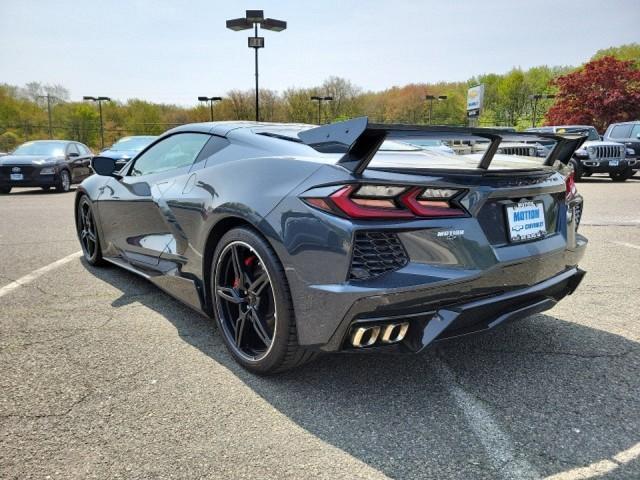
top-left (330, 266), bottom-right (586, 353)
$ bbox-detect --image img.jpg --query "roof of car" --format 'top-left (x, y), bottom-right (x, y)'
top-left (608, 120), bottom-right (640, 126)
top-left (166, 121), bottom-right (315, 138)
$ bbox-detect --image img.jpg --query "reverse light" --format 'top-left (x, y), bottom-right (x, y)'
top-left (304, 184), bottom-right (466, 220)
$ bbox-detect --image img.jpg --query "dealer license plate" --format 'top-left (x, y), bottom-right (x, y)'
top-left (609, 160), bottom-right (619, 167)
top-left (10, 173), bottom-right (23, 181)
top-left (506, 201), bottom-right (546, 243)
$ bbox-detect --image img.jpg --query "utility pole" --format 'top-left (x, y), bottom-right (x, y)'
top-left (529, 94), bottom-right (555, 128)
top-left (310, 96), bottom-right (333, 124)
top-left (83, 96), bottom-right (111, 149)
top-left (37, 94), bottom-right (55, 139)
top-left (197, 96), bottom-right (223, 121)
top-left (425, 95), bottom-right (448, 125)
top-left (227, 10), bottom-right (287, 122)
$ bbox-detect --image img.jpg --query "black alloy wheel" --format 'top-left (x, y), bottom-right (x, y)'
top-left (77, 196), bottom-right (105, 266)
top-left (215, 240), bottom-right (277, 361)
top-left (212, 228), bottom-right (316, 374)
top-left (57, 169), bottom-right (71, 192)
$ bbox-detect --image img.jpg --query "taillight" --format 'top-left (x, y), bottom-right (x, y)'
top-left (565, 172), bottom-right (577, 201)
top-left (303, 184), bottom-right (467, 220)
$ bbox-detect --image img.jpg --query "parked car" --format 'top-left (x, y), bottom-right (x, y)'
top-left (76, 118), bottom-right (587, 374)
top-left (100, 135), bottom-right (157, 171)
top-left (0, 140), bottom-right (93, 194)
top-left (527, 125), bottom-right (634, 181)
top-left (603, 120), bottom-right (640, 176)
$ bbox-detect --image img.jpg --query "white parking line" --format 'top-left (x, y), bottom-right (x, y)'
top-left (544, 442), bottom-right (640, 479)
top-left (612, 241), bottom-right (640, 251)
top-left (433, 357), bottom-right (540, 479)
top-left (0, 251), bottom-right (82, 299)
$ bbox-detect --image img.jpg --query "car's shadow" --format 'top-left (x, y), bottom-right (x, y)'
top-left (83, 261), bottom-right (640, 479)
top-left (578, 174), bottom-right (640, 183)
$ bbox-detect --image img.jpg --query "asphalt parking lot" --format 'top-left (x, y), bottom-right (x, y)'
top-left (1, 177), bottom-right (639, 480)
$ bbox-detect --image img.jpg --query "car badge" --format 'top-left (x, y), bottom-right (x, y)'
top-left (12, 167), bottom-right (21, 173)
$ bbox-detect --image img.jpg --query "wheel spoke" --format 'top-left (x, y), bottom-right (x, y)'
top-left (248, 272), bottom-right (269, 297)
top-left (234, 311), bottom-right (247, 346)
top-left (216, 287), bottom-right (245, 305)
top-left (249, 308), bottom-right (272, 346)
top-left (230, 245), bottom-right (245, 283)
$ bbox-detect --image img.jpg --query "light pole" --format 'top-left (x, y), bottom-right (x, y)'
top-left (83, 96), bottom-right (111, 148)
top-left (37, 94), bottom-right (56, 139)
top-left (425, 95), bottom-right (447, 125)
top-left (529, 94), bottom-right (555, 128)
top-left (198, 96), bottom-right (223, 121)
top-left (226, 10), bottom-right (286, 122)
top-left (310, 95), bottom-right (333, 124)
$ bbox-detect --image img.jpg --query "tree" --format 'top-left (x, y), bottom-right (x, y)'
top-left (592, 43), bottom-right (640, 67)
top-left (546, 56), bottom-right (640, 132)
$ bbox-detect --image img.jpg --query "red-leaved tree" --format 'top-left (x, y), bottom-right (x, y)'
top-left (546, 56), bottom-right (640, 132)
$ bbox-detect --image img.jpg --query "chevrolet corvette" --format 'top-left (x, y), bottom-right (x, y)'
top-left (76, 118), bottom-right (587, 374)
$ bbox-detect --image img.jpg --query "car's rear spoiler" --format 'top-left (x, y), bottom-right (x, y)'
top-left (297, 117), bottom-right (587, 174)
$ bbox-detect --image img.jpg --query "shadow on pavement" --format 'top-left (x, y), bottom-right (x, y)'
top-left (84, 262), bottom-right (640, 479)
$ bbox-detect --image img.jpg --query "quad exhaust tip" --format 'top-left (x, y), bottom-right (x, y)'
top-left (350, 322), bottom-right (409, 348)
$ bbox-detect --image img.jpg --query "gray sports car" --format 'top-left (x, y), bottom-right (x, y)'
top-left (77, 118), bottom-right (587, 374)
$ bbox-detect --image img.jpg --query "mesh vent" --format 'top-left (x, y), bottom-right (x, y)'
top-left (350, 231), bottom-right (409, 280)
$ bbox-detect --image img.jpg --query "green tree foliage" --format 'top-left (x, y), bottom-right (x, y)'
top-left (0, 44), bottom-right (637, 149)
top-left (592, 43), bottom-right (640, 66)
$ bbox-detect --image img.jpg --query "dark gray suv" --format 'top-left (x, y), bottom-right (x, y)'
top-left (604, 121), bottom-right (640, 176)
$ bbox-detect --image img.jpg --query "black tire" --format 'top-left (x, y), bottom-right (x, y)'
top-left (56, 169), bottom-right (71, 192)
top-left (569, 159), bottom-right (582, 181)
top-left (211, 227), bottom-right (316, 374)
top-left (0, 186), bottom-right (10, 194)
top-left (76, 195), bottom-right (106, 266)
top-left (609, 169), bottom-right (630, 182)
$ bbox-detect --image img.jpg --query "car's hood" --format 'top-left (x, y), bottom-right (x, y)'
top-left (581, 140), bottom-right (623, 147)
top-left (0, 154), bottom-right (62, 166)
top-left (99, 149), bottom-right (138, 160)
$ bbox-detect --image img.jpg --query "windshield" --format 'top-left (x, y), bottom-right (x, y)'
top-left (13, 141), bottom-right (66, 156)
top-left (110, 136), bottom-right (156, 152)
top-left (556, 127), bottom-right (600, 141)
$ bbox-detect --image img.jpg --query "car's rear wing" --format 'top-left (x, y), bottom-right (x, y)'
top-left (297, 117), bottom-right (587, 174)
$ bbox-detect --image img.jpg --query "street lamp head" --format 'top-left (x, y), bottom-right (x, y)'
top-left (83, 96), bottom-right (96, 101)
top-left (438, 95), bottom-right (448, 100)
top-left (545, 94), bottom-right (556, 99)
top-left (310, 96), bottom-right (321, 101)
top-left (212, 97), bottom-right (223, 101)
top-left (226, 17), bottom-right (253, 31)
top-left (323, 96), bottom-right (334, 101)
top-left (245, 10), bottom-right (264, 22)
top-left (97, 96), bottom-right (111, 102)
top-left (261, 18), bottom-right (287, 31)
top-left (425, 95), bottom-right (436, 100)
top-left (197, 96), bottom-right (208, 101)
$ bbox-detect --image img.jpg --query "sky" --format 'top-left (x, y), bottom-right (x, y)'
top-left (1, 0), bottom-right (639, 106)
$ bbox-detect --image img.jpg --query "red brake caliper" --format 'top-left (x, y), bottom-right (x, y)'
top-left (233, 256), bottom-right (256, 289)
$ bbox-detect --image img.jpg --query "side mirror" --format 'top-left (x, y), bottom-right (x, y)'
top-left (91, 156), bottom-right (121, 177)
top-left (68, 152), bottom-right (80, 158)
top-left (636, 132), bottom-right (640, 139)
top-left (599, 135), bottom-right (604, 141)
